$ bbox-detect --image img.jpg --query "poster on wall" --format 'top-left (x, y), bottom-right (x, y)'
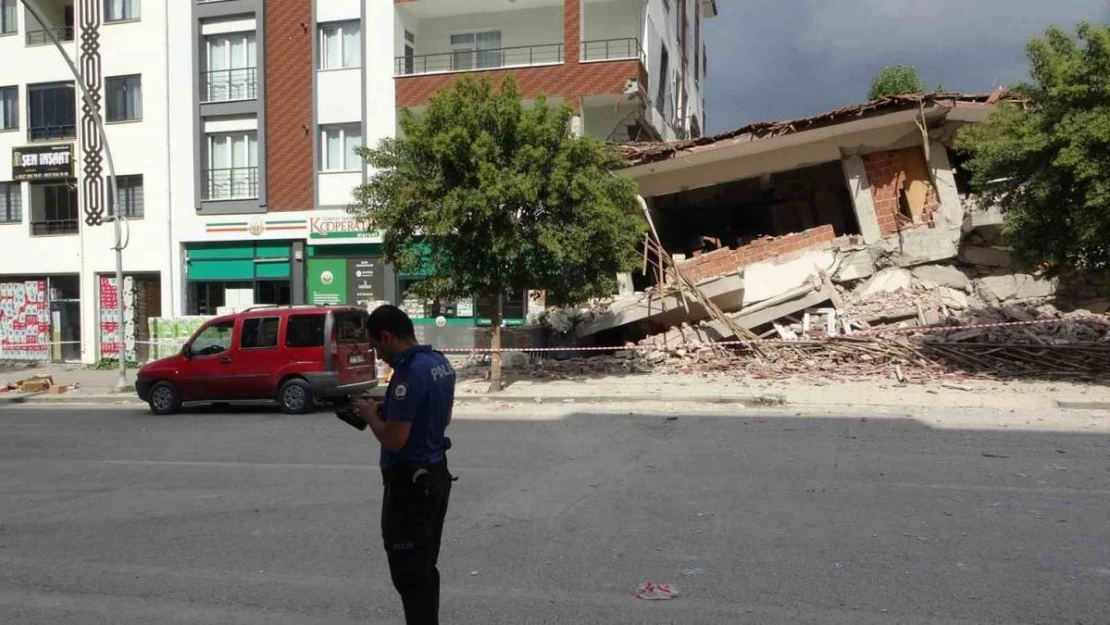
top-left (99, 275), bottom-right (137, 362)
top-left (347, 258), bottom-right (385, 309)
top-left (308, 259), bottom-right (347, 306)
top-left (0, 280), bottom-right (50, 362)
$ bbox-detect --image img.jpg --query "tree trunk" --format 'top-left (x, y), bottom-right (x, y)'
top-left (488, 294), bottom-right (503, 393)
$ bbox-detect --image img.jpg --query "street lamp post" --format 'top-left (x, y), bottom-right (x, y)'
top-left (22, 0), bottom-right (129, 389)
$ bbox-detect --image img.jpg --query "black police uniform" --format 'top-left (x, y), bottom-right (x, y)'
top-left (380, 345), bottom-right (456, 625)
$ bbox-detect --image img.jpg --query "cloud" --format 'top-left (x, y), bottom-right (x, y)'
top-left (702, 0), bottom-right (1110, 132)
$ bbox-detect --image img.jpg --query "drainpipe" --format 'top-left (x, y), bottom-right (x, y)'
top-left (22, 0), bottom-right (128, 389)
top-left (162, 1), bottom-right (176, 317)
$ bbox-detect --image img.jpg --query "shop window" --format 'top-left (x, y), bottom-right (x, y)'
top-left (190, 320), bottom-right (234, 357)
top-left (477, 290), bottom-right (526, 321)
top-left (241, 317), bottom-right (279, 350)
top-left (286, 314), bottom-right (325, 348)
top-left (255, 281), bottom-right (290, 306)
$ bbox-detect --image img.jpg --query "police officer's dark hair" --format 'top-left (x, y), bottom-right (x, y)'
top-left (366, 304), bottom-right (416, 341)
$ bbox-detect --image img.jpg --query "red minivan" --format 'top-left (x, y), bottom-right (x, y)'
top-left (136, 306), bottom-right (377, 415)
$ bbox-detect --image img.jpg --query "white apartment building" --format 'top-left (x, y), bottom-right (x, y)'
top-left (0, 0), bottom-right (716, 363)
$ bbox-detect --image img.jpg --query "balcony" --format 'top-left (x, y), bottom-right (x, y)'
top-left (30, 218), bottom-right (78, 236)
top-left (202, 68), bottom-right (258, 103)
top-left (395, 43), bottom-right (564, 77)
top-left (25, 26), bottom-right (74, 47)
top-left (580, 38), bottom-right (641, 62)
top-left (28, 124), bottom-right (76, 141)
top-left (203, 167), bottom-right (258, 201)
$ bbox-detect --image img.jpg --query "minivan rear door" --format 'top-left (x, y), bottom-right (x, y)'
top-left (331, 309), bottom-right (376, 386)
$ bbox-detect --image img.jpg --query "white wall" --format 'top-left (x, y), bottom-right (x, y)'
top-left (414, 7), bottom-right (563, 57)
top-left (317, 0), bottom-right (361, 24)
top-left (317, 69), bottom-right (362, 124)
top-left (582, 0), bottom-right (642, 46)
top-left (318, 172), bottom-right (361, 207)
top-left (583, 100), bottom-right (640, 140)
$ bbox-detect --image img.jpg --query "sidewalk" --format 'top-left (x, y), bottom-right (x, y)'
top-left (3, 362), bottom-right (1110, 411)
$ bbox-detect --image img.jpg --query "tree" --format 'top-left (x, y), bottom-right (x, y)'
top-left (956, 23), bottom-right (1110, 274)
top-left (351, 77), bottom-right (646, 391)
top-left (868, 64), bottom-right (927, 100)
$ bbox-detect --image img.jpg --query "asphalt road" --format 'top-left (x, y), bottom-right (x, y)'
top-left (0, 403), bottom-right (1107, 624)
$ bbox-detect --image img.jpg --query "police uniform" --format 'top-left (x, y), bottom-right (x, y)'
top-left (380, 345), bottom-right (456, 625)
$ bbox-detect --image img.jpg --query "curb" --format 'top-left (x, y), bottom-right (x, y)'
top-left (1055, 399), bottom-right (1110, 411)
top-left (2, 392), bottom-right (788, 408)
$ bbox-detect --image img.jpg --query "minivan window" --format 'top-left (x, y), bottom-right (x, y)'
top-left (241, 317), bottom-right (280, 349)
top-left (191, 320), bottom-right (234, 356)
top-left (335, 310), bottom-right (371, 343)
top-left (286, 314), bottom-right (325, 348)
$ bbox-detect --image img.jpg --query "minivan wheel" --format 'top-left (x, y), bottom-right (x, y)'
top-left (278, 379), bottom-right (315, 415)
top-left (148, 381), bottom-right (182, 415)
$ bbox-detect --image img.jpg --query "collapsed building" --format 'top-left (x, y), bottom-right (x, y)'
top-left (572, 91), bottom-right (1073, 344)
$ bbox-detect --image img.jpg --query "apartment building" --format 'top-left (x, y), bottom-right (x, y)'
top-left (0, 0), bottom-right (174, 364)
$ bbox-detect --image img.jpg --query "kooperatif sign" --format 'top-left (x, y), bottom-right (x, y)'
top-left (308, 216), bottom-right (382, 242)
top-left (12, 144), bottom-right (73, 181)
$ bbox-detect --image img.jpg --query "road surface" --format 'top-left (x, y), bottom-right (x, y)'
top-left (1, 403), bottom-right (1107, 624)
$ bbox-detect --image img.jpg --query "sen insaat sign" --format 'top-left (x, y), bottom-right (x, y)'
top-left (12, 144), bottom-right (73, 181)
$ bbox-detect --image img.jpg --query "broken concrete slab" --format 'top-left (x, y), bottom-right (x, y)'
top-left (976, 275), bottom-right (1018, 303)
top-left (856, 268), bottom-right (913, 297)
top-left (703, 285), bottom-right (832, 340)
top-left (832, 248), bottom-right (877, 283)
top-left (742, 250), bottom-right (836, 307)
top-left (962, 202), bottom-right (1005, 232)
top-left (882, 228), bottom-right (960, 268)
top-left (1014, 274), bottom-right (1057, 300)
top-left (577, 272), bottom-right (745, 337)
top-left (960, 246), bottom-right (1013, 268)
top-left (912, 264), bottom-right (970, 290)
top-left (936, 286), bottom-right (969, 310)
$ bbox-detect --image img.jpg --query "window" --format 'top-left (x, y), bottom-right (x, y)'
top-left (404, 30), bottom-right (415, 75)
top-left (28, 82), bottom-right (76, 141)
top-left (241, 317), bottom-right (280, 350)
top-left (286, 314), bottom-right (325, 348)
top-left (1, 0), bottom-right (15, 35)
top-left (205, 131), bottom-right (258, 200)
top-left (30, 180), bottom-right (78, 236)
top-left (106, 75), bottom-right (142, 122)
top-left (204, 32), bottom-right (257, 102)
top-left (190, 320), bottom-right (234, 357)
top-left (320, 124), bottom-right (362, 172)
top-left (0, 182), bottom-right (20, 224)
top-left (335, 310), bottom-right (370, 343)
top-left (656, 46), bottom-right (669, 117)
top-left (450, 31), bottom-right (501, 71)
top-left (0, 86), bottom-right (16, 130)
top-left (319, 21), bottom-right (360, 70)
top-left (104, 0), bottom-right (139, 23)
top-left (107, 174), bottom-right (143, 219)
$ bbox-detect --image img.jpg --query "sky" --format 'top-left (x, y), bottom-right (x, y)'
top-left (701, 0), bottom-right (1110, 133)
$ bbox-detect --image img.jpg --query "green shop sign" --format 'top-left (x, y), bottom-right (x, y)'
top-left (309, 216), bottom-right (381, 241)
top-left (307, 259), bottom-right (347, 305)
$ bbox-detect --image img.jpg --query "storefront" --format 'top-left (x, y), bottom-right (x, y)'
top-left (97, 273), bottom-right (161, 363)
top-left (0, 274), bottom-right (80, 363)
top-left (184, 241), bottom-right (296, 315)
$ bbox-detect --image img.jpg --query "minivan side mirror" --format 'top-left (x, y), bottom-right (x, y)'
top-left (182, 345), bottom-right (192, 359)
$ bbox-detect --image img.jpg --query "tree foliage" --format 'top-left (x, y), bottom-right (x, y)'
top-left (956, 23), bottom-right (1110, 273)
top-left (868, 64), bottom-right (927, 100)
top-left (350, 77), bottom-right (645, 308)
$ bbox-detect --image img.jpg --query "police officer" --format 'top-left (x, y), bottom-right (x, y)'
top-left (352, 305), bottom-right (456, 625)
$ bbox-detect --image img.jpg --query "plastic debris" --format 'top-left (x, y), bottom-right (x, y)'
top-left (635, 582), bottom-right (678, 600)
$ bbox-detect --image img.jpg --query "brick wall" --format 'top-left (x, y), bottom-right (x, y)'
top-left (864, 149), bottom-right (940, 237)
top-left (395, 0), bottom-right (645, 109)
top-left (265, 0), bottom-right (314, 212)
top-left (675, 224), bottom-right (850, 284)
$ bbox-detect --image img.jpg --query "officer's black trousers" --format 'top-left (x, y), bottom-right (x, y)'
top-left (381, 460), bottom-right (452, 625)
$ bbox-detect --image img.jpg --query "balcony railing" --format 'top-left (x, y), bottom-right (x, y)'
top-left (26, 27), bottom-right (74, 47)
top-left (31, 219), bottom-right (78, 236)
top-left (202, 68), bottom-right (258, 103)
top-left (29, 124), bottom-right (76, 141)
top-left (203, 167), bottom-right (258, 201)
top-left (395, 43), bottom-right (564, 77)
top-left (580, 38), bottom-right (642, 62)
